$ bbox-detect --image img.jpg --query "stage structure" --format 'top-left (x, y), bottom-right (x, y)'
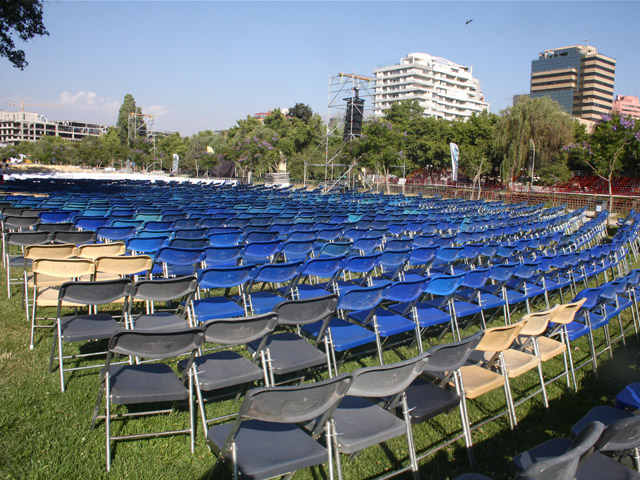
top-left (128, 112), bottom-right (159, 171)
top-left (304, 72), bottom-right (375, 192)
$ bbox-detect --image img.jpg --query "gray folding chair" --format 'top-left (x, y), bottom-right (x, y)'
top-left (249, 294), bottom-right (337, 383)
top-left (513, 406), bottom-right (640, 477)
top-left (1, 215), bottom-right (40, 266)
top-left (405, 331), bottom-right (484, 465)
top-left (185, 312), bottom-right (278, 435)
top-left (3, 231), bottom-right (50, 300)
top-left (90, 328), bottom-right (205, 471)
top-left (332, 352), bottom-right (431, 480)
top-left (455, 421), bottom-right (606, 480)
top-left (48, 279), bottom-right (132, 391)
top-left (206, 374), bottom-right (352, 480)
top-left (128, 276), bottom-right (198, 330)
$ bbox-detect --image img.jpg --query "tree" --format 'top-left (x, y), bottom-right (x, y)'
top-left (495, 96), bottom-right (573, 186)
top-left (288, 103), bottom-right (313, 123)
top-left (0, 0), bottom-right (48, 69)
top-left (351, 119), bottom-right (405, 193)
top-left (115, 94), bottom-right (137, 145)
top-left (564, 113), bottom-right (640, 213)
top-left (452, 111), bottom-right (501, 196)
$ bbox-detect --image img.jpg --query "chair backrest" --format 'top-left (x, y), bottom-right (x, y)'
top-left (595, 414), bottom-right (640, 454)
top-left (96, 226), bottom-right (137, 241)
top-left (475, 323), bottom-right (526, 353)
top-left (337, 284), bottom-right (390, 312)
top-left (552, 298), bottom-right (588, 325)
top-left (238, 374), bottom-right (352, 425)
top-left (248, 261), bottom-right (302, 288)
top-left (94, 255), bottom-right (153, 277)
top-left (384, 279), bottom-right (425, 303)
top-left (198, 265), bottom-right (254, 289)
top-left (424, 273), bottom-right (465, 297)
top-left (168, 238), bottom-right (209, 249)
top-left (5, 231), bottom-right (51, 248)
top-left (51, 230), bottom-right (96, 245)
top-left (108, 328), bottom-right (204, 360)
top-left (131, 275), bottom-right (198, 302)
top-left (25, 243), bottom-right (78, 260)
top-left (77, 242), bottom-right (126, 259)
top-left (125, 236), bottom-right (168, 254)
top-left (32, 258), bottom-right (95, 281)
top-left (58, 278), bottom-right (132, 306)
top-left (274, 294), bottom-right (338, 326)
top-left (36, 223), bottom-right (75, 233)
top-left (300, 255), bottom-right (345, 278)
top-left (516, 421), bottom-right (605, 480)
top-left (348, 352), bottom-right (430, 398)
top-left (154, 246), bottom-right (205, 266)
top-left (202, 312), bottom-right (278, 346)
top-left (3, 215), bottom-right (39, 231)
top-left (518, 308), bottom-right (559, 337)
top-left (174, 227), bottom-right (208, 239)
top-left (423, 331), bottom-right (485, 373)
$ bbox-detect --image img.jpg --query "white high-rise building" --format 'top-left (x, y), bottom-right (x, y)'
top-left (373, 53), bottom-right (490, 120)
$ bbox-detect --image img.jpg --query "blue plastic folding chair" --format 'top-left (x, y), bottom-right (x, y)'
top-left (152, 246), bottom-right (205, 277)
top-left (302, 284), bottom-right (386, 368)
top-left (193, 265), bottom-right (255, 322)
top-left (241, 261), bottom-right (303, 315)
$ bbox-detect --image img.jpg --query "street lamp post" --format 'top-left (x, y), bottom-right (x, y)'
top-left (529, 138), bottom-right (536, 192)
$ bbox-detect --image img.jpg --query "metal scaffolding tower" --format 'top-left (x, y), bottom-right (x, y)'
top-left (304, 72), bottom-right (375, 192)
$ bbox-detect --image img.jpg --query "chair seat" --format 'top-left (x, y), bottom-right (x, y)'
top-left (576, 451), bottom-right (640, 480)
top-left (452, 299), bottom-right (483, 318)
top-left (563, 321), bottom-right (591, 341)
top-left (570, 405), bottom-right (632, 437)
top-left (207, 420), bottom-right (328, 480)
top-left (289, 284), bottom-right (333, 300)
top-left (459, 364), bottom-right (505, 398)
top-left (477, 292), bottom-right (506, 309)
top-left (615, 383), bottom-right (640, 410)
top-left (535, 336), bottom-right (566, 361)
top-left (193, 297), bottom-right (245, 322)
top-left (348, 308), bottom-right (416, 337)
top-left (389, 302), bottom-right (451, 328)
top-left (333, 396), bottom-right (407, 454)
top-left (166, 265), bottom-right (197, 276)
top-left (60, 314), bottom-right (123, 342)
top-left (132, 312), bottom-right (189, 331)
top-left (109, 363), bottom-right (189, 405)
top-left (302, 318), bottom-right (376, 352)
top-left (248, 332), bottom-right (327, 376)
top-left (501, 349), bottom-right (539, 377)
top-left (181, 351), bottom-right (264, 391)
top-left (242, 292), bottom-right (287, 315)
top-left (405, 377), bottom-right (460, 423)
top-left (512, 437), bottom-right (571, 471)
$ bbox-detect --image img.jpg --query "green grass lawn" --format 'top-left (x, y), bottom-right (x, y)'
top-left (2, 265), bottom-right (640, 480)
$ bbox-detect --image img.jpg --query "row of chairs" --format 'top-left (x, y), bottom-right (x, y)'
top-left (85, 293), bottom-right (610, 475)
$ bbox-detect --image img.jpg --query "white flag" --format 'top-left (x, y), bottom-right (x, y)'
top-left (172, 154), bottom-right (180, 174)
top-left (450, 143), bottom-right (459, 182)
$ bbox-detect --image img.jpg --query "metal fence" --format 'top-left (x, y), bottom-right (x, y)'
top-left (380, 183), bottom-right (639, 215)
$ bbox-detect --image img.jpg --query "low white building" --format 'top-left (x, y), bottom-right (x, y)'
top-left (0, 111), bottom-right (108, 146)
top-left (373, 52), bottom-right (490, 120)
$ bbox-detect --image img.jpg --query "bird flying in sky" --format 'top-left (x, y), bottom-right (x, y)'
top-left (466, 19), bottom-right (473, 24)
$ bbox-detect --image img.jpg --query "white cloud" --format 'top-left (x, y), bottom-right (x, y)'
top-left (144, 104), bottom-right (171, 118)
top-left (56, 91), bottom-right (120, 117)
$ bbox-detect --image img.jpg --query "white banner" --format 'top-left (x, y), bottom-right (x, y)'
top-left (450, 142), bottom-right (459, 182)
top-left (172, 154), bottom-right (180, 174)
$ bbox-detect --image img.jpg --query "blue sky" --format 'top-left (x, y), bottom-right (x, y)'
top-left (2, 1), bottom-right (639, 137)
